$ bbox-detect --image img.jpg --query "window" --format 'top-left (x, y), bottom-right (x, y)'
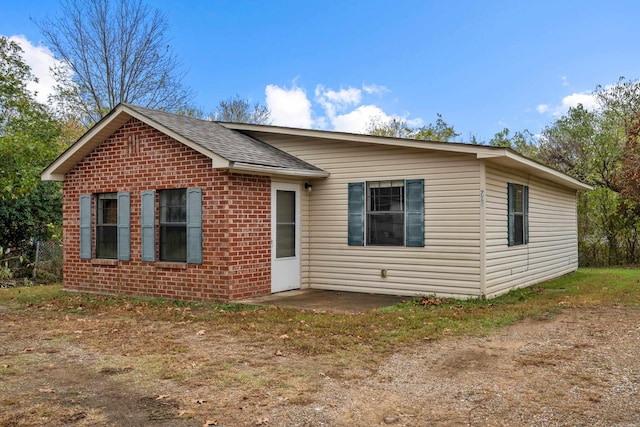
top-left (508, 183), bottom-right (529, 246)
top-left (275, 190), bottom-right (296, 258)
top-left (367, 180), bottom-right (405, 246)
top-left (160, 189), bottom-right (187, 262)
top-left (96, 193), bottom-right (118, 259)
top-left (348, 179), bottom-right (424, 247)
top-left (141, 188), bottom-right (202, 264)
top-left (79, 192), bottom-right (130, 261)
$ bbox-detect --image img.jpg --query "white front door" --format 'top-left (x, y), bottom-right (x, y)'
top-left (271, 182), bottom-right (301, 293)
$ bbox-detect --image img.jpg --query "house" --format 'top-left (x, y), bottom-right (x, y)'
top-left (41, 103), bottom-right (591, 302)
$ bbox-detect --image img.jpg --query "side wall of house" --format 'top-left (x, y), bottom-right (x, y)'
top-left (484, 164), bottom-right (578, 297)
top-left (262, 136), bottom-right (483, 298)
top-left (63, 118), bottom-right (271, 302)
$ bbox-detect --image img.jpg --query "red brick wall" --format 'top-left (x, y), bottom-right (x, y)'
top-left (63, 118), bottom-right (271, 302)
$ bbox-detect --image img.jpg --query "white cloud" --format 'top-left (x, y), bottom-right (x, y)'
top-left (561, 76), bottom-right (570, 87)
top-left (265, 84), bottom-right (314, 128)
top-left (314, 85), bottom-right (362, 118)
top-left (534, 91), bottom-right (599, 118)
top-left (536, 104), bottom-right (549, 113)
top-left (332, 105), bottom-right (391, 133)
top-left (362, 83), bottom-right (389, 95)
top-left (264, 81), bottom-right (422, 134)
top-left (7, 34), bottom-right (62, 104)
top-left (315, 86), bottom-right (361, 107)
top-left (560, 92), bottom-right (598, 112)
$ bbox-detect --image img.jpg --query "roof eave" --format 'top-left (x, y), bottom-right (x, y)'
top-left (41, 104), bottom-right (231, 181)
top-left (229, 162), bottom-right (330, 178)
top-left (41, 103), bottom-right (132, 181)
top-left (220, 122), bottom-right (502, 156)
top-left (496, 151), bottom-right (593, 191)
top-left (124, 106), bottom-right (230, 168)
top-left (223, 123), bottom-right (592, 191)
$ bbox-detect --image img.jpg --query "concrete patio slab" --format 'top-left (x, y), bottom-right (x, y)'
top-left (235, 289), bottom-right (407, 314)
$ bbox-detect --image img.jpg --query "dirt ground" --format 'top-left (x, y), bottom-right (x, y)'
top-left (1, 303), bottom-right (639, 426)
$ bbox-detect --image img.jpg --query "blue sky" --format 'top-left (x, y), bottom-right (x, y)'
top-left (2, 0), bottom-right (640, 141)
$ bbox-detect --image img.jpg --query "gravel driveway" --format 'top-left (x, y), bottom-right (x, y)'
top-left (1, 304), bottom-right (639, 426)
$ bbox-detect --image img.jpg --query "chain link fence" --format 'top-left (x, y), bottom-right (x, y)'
top-left (33, 240), bottom-right (63, 283)
top-left (0, 240), bottom-right (63, 287)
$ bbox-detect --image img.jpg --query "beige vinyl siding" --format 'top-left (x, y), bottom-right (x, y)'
top-left (263, 136), bottom-right (483, 298)
top-left (484, 164), bottom-right (578, 297)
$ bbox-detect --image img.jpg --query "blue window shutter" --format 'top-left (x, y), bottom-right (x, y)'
top-left (117, 192), bottom-right (130, 261)
top-left (507, 183), bottom-right (515, 246)
top-left (348, 182), bottom-right (365, 246)
top-left (523, 185), bottom-right (529, 244)
top-left (186, 188), bottom-right (203, 264)
top-left (79, 194), bottom-right (92, 259)
top-left (141, 190), bottom-right (155, 262)
top-left (405, 179), bottom-right (425, 247)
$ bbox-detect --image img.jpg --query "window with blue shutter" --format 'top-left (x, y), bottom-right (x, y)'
top-left (405, 179), bottom-right (425, 247)
top-left (156, 188), bottom-right (202, 264)
top-left (96, 193), bottom-right (117, 258)
top-left (79, 194), bottom-right (92, 259)
top-left (117, 192), bottom-right (130, 261)
top-left (186, 188), bottom-right (203, 264)
top-left (348, 182), bottom-right (365, 246)
top-left (348, 179), bottom-right (425, 247)
top-left (508, 183), bottom-right (529, 246)
top-left (159, 189), bottom-right (187, 262)
top-left (523, 185), bottom-right (529, 244)
top-left (141, 190), bottom-right (156, 262)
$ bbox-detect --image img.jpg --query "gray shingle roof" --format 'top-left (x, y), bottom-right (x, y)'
top-left (125, 104), bottom-right (323, 172)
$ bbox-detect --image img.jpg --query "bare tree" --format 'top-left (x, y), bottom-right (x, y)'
top-left (213, 95), bottom-right (271, 124)
top-left (38, 0), bottom-right (192, 124)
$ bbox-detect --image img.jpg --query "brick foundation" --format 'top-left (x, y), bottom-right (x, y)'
top-left (62, 118), bottom-right (271, 302)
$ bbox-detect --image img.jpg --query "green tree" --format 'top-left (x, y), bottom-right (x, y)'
top-left (594, 77), bottom-right (640, 200)
top-left (535, 78), bottom-right (640, 266)
top-left (367, 117), bottom-right (412, 138)
top-left (0, 36), bottom-right (64, 250)
top-left (38, 0), bottom-right (192, 124)
top-left (488, 127), bottom-right (537, 157)
top-left (367, 114), bottom-right (458, 142)
top-left (412, 113), bottom-right (460, 142)
top-left (536, 105), bottom-right (622, 188)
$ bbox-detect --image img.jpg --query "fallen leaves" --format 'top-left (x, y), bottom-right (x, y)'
top-left (418, 296), bottom-right (450, 306)
top-left (203, 420), bottom-right (218, 426)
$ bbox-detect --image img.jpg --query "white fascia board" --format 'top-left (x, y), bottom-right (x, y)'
top-left (229, 162), bottom-right (330, 178)
top-left (41, 172), bottom-right (65, 181)
top-left (222, 122), bottom-right (592, 191)
top-left (476, 149), bottom-right (506, 159)
top-left (41, 104), bottom-right (131, 181)
top-left (41, 104), bottom-right (232, 181)
top-left (503, 151), bottom-right (593, 191)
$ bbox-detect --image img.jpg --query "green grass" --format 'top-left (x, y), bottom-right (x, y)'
top-left (1, 268), bottom-right (639, 355)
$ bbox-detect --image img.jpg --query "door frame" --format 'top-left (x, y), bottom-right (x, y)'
top-left (271, 181), bottom-right (301, 293)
